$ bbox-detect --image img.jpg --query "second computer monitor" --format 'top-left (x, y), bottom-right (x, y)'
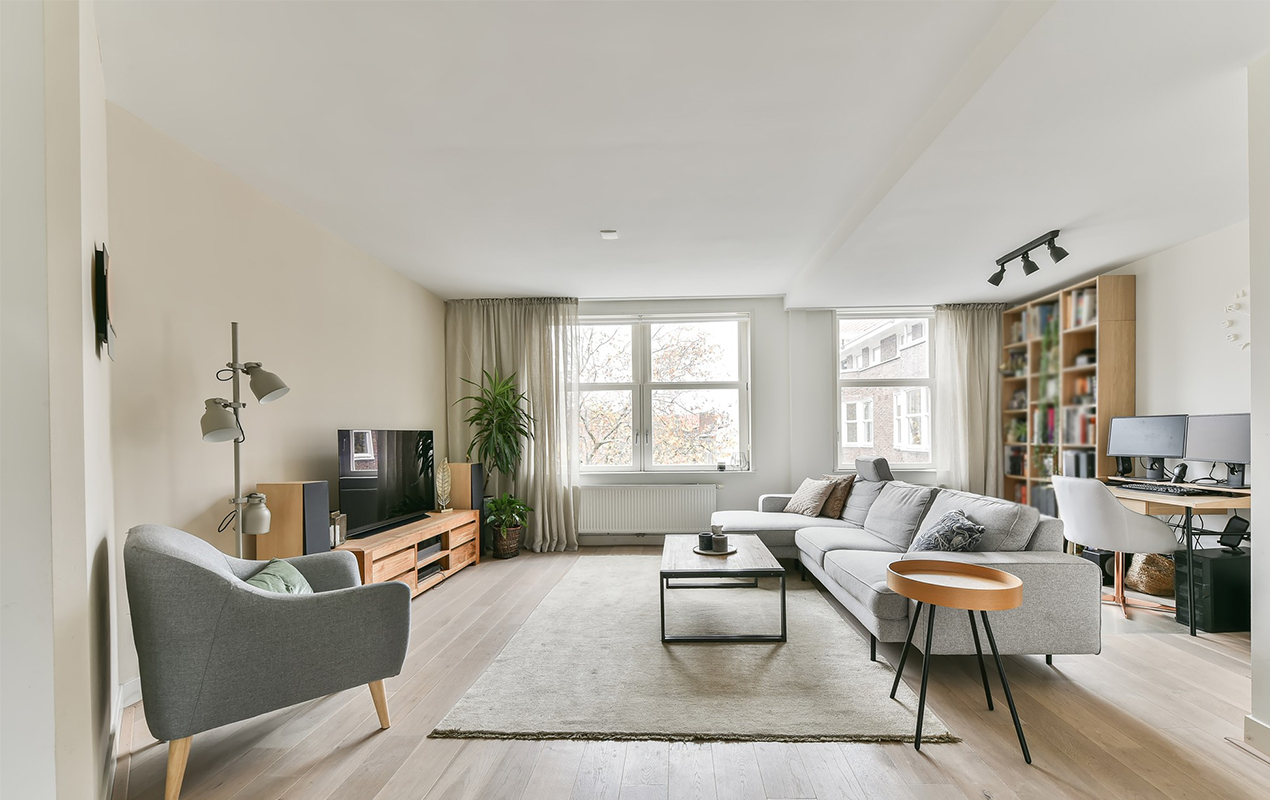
top-left (1185, 413), bottom-right (1251, 488)
top-left (1106, 415), bottom-right (1187, 481)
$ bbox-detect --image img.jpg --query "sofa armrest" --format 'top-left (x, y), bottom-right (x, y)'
top-left (901, 550), bottom-right (1101, 656)
top-left (759, 494), bottom-right (792, 513)
top-left (1026, 515), bottom-right (1066, 551)
top-left (284, 549), bottom-right (362, 592)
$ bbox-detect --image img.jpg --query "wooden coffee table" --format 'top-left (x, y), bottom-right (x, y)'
top-left (659, 534), bottom-right (786, 643)
top-left (886, 559), bottom-right (1030, 763)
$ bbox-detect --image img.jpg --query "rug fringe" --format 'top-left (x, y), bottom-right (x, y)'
top-left (428, 728), bottom-right (961, 745)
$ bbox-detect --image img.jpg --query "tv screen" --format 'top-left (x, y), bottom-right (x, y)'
top-left (338, 429), bottom-right (435, 538)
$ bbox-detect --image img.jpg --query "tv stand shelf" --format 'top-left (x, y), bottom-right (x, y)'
top-left (336, 510), bottom-right (480, 598)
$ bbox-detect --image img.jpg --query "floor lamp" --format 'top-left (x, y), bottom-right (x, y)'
top-left (199, 322), bottom-right (290, 558)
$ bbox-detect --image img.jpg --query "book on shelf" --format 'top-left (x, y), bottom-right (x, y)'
top-left (1062, 408), bottom-right (1097, 445)
top-left (1068, 288), bottom-right (1098, 328)
top-left (1062, 450), bottom-right (1098, 479)
top-left (1033, 405), bottom-right (1057, 444)
top-left (1030, 485), bottom-right (1058, 517)
top-left (1004, 446), bottom-right (1026, 477)
top-left (1008, 310), bottom-right (1028, 344)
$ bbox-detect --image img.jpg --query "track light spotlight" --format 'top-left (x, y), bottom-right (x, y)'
top-left (1047, 239), bottom-right (1069, 263)
top-left (991, 229), bottom-right (1068, 287)
top-left (1020, 252), bottom-right (1040, 275)
top-left (987, 266), bottom-right (1006, 287)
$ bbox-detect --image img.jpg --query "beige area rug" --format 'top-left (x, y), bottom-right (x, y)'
top-left (431, 556), bottom-right (955, 743)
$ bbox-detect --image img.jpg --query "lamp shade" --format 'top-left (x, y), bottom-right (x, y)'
top-left (987, 266), bottom-right (1006, 286)
top-left (1047, 240), bottom-right (1069, 263)
top-left (1020, 252), bottom-right (1041, 275)
top-left (200, 399), bottom-right (238, 442)
top-left (241, 492), bottom-right (271, 535)
top-left (245, 364), bottom-right (290, 403)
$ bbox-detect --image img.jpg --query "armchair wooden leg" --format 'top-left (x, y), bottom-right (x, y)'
top-left (369, 680), bottom-right (391, 729)
top-left (165, 736), bottom-right (192, 800)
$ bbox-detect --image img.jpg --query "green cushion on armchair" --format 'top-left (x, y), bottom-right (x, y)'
top-left (245, 558), bottom-right (314, 594)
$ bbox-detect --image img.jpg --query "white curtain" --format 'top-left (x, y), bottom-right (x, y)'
top-left (445, 298), bottom-right (579, 552)
top-left (934, 304), bottom-right (1006, 496)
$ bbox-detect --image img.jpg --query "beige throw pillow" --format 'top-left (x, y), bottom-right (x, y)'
top-left (819, 474), bottom-right (856, 519)
top-left (786, 477), bottom-right (836, 517)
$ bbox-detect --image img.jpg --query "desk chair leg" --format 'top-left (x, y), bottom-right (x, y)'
top-left (915, 605), bottom-right (937, 751)
top-left (968, 610), bottom-right (994, 711)
top-left (369, 680), bottom-right (391, 729)
top-left (981, 611), bottom-right (1031, 764)
top-left (890, 601), bottom-right (924, 699)
top-left (165, 737), bottom-right (192, 800)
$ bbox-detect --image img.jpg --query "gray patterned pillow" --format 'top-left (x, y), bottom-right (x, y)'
top-left (785, 478), bottom-right (836, 517)
top-left (908, 510), bottom-right (985, 552)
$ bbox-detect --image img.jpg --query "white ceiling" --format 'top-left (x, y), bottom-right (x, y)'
top-left (94, 1), bottom-right (1270, 306)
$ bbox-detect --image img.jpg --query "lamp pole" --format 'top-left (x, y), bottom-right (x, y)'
top-left (230, 321), bottom-right (246, 558)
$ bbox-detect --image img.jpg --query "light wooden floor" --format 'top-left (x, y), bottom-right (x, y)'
top-left (112, 547), bottom-right (1270, 800)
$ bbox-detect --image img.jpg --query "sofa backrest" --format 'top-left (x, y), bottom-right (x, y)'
top-left (862, 482), bottom-right (939, 550)
top-left (917, 488), bottom-right (1041, 552)
top-left (840, 457), bottom-right (897, 525)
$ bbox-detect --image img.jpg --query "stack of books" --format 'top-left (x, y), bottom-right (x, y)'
top-left (1068, 288), bottom-right (1098, 327)
top-left (1063, 408), bottom-right (1098, 445)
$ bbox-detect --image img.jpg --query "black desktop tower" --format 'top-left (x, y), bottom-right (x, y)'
top-left (1174, 547), bottom-right (1251, 633)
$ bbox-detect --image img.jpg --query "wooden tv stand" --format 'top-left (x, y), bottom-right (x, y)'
top-left (336, 510), bottom-right (479, 597)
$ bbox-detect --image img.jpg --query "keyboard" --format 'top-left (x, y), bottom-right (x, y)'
top-left (1118, 482), bottom-right (1211, 496)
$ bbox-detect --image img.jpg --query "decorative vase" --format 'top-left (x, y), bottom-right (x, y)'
top-left (494, 526), bottom-right (523, 559)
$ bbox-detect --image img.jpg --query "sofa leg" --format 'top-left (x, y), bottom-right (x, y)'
top-left (165, 736), bottom-right (192, 800)
top-left (369, 680), bottom-right (391, 729)
top-left (1046, 654), bottom-right (1053, 666)
top-left (870, 634), bottom-right (877, 662)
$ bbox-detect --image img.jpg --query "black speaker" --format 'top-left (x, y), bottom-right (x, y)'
top-left (1079, 547), bottom-right (1117, 587)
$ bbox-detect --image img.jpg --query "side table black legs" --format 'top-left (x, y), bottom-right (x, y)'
top-left (968, 610), bottom-right (994, 711)
top-left (890, 601), bottom-right (924, 699)
top-left (914, 604), bottom-right (936, 750)
top-left (981, 611), bottom-right (1031, 764)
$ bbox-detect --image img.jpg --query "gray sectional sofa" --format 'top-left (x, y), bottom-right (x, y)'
top-left (710, 458), bottom-right (1102, 657)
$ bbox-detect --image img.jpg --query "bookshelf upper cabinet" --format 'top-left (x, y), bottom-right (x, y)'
top-left (1000, 274), bottom-right (1136, 512)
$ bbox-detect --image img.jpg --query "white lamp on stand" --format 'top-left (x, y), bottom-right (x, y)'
top-left (199, 322), bottom-right (290, 557)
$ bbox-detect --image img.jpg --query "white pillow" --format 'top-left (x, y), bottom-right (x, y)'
top-left (785, 478), bottom-right (836, 517)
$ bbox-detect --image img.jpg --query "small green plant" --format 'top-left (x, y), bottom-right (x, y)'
top-left (486, 494), bottom-right (533, 532)
top-left (457, 369), bottom-right (535, 480)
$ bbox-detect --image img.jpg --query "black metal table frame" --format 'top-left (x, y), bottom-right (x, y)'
top-left (659, 568), bottom-right (786, 643)
top-left (890, 602), bottom-right (1032, 764)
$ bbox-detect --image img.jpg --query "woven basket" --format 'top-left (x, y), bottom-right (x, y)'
top-left (493, 526), bottom-right (523, 559)
top-left (1125, 553), bottom-right (1174, 596)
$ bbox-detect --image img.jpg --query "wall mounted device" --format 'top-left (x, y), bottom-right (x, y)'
top-left (988, 230), bottom-right (1069, 286)
top-left (1106, 415), bottom-right (1187, 482)
top-left (1185, 413), bottom-right (1251, 489)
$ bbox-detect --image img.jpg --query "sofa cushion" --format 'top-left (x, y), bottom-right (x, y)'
top-left (841, 479), bottom-right (885, 525)
top-left (786, 478), bottom-right (836, 516)
top-left (908, 510), bottom-right (984, 552)
top-left (918, 489), bottom-right (1039, 552)
top-left (796, 526), bottom-right (900, 567)
top-left (823, 550), bottom-right (909, 621)
top-left (711, 510), bottom-right (857, 535)
top-left (819, 474), bottom-right (856, 519)
top-left (862, 483), bottom-right (938, 550)
top-left (855, 457), bottom-right (895, 482)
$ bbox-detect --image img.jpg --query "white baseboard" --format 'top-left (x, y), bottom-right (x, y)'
top-left (119, 678), bottom-right (142, 708)
top-left (578, 534), bottom-right (667, 548)
top-left (1245, 714), bottom-right (1270, 757)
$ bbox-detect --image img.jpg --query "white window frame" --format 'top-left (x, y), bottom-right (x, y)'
top-left (893, 387), bottom-right (931, 452)
top-left (841, 399), bottom-right (873, 447)
top-left (351, 430), bottom-right (375, 461)
top-left (578, 313), bottom-right (752, 473)
top-left (834, 309), bottom-right (935, 471)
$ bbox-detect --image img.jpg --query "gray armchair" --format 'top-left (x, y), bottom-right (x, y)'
top-left (124, 524), bottom-right (410, 799)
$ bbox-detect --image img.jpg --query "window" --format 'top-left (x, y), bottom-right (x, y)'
top-left (350, 430), bottom-right (377, 471)
top-left (578, 314), bottom-right (751, 471)
top-left (835, 312), bottom-right (934, 470)
top-left (841, 399), bottom-right (873, 447)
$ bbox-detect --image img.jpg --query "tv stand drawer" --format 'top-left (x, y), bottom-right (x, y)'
top-left (372, 546), bottom-right (417, 583)
top-left (443, 521), bottom-right (478, 550)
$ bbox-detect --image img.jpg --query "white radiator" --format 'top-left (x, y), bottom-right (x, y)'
top-left (578, 485), bottom-right (719, 535)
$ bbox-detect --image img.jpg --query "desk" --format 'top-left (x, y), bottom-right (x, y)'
top-left (1105, 485), bottom-right (1251, 636)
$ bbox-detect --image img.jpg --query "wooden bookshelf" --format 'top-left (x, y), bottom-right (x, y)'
top-left (1000, 274), bottom-right (1136, 511)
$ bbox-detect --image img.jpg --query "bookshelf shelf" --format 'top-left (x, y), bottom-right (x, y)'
top-left (1000, 274), bottom-right (1136, 513)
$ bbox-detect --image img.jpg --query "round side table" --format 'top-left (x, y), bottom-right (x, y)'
top-left (886, 559), bottom-right (1031, 764)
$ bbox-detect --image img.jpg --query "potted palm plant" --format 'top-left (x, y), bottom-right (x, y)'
top-left (485, 494), bottom-right (534, 559)
top-left (457, 368), bottom-right (534, 557)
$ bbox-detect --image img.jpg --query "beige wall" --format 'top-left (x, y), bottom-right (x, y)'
top-left (107, 104), bottom-right (448, 689)
top-left (1247, 51), bottom-right (1270, 756)
top-left (1, 2), bottom-right (116, 797)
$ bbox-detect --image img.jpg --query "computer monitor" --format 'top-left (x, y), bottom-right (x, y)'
top-left (1106, 415), bottom-right (1187, 481)
top-left (1185, 413), bottom-right (1251, 488)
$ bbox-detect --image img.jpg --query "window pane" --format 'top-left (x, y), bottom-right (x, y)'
top-left (578, 390), bottom-right (634, 467)
top-left (652, 389), bottom-right (740, 467)
top-left (838, 385), bottom-right (930, 468)
top-left (579, 324), bottom-right (633, 383)
top-left (651, 321), bottom-right (739, 382)
top-left (838, 317), bottom-right (929, 378)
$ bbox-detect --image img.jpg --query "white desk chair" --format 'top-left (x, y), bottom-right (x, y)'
top-left (1051, 476), bottom-right (1179, 616)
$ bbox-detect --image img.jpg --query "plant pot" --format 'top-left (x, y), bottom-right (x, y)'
top-left (493, 526), bottom-right (523, 559)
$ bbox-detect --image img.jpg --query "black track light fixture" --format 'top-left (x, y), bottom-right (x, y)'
top-left (989, 230), bottom-right (1068, 287)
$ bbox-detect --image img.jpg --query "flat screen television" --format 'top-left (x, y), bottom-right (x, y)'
top-left (338, 429), bottom-right (434, 538)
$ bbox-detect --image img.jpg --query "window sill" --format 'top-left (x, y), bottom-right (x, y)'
top-left (579, 470), bottom-right (755, 477)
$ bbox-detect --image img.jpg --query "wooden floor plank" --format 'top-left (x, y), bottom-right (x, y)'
top-left (520, 740), bottom-right (587, 800)
top-left (753, 742), bottom-right (815, 799)
top-left (572, 741), bottom-right (626, 800)
top-left (622, 741), bottom-right (669, 788)
top-left (666, 742), bottom-right (715, 800)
